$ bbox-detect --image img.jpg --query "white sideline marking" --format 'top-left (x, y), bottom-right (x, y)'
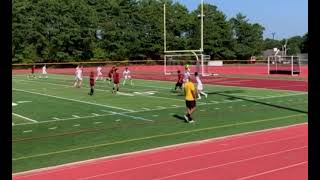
top-left (157, 106), bottom-right (166, 109)
top-left (73, 124), bottom-right (80, 127)
top-left (236, 161), bottom-right (308, 180)
top-left (13, 79), bottom-right (189, 103)
top-left (135, 78), bottom-right (308, 93)
top-left (13, 88), bottom-right (135, 112)
top-left (12, 90), bottom-right (306, 126)
top-left (116, 92), bottom-right (134, 96)
top-left (101, 110), bottom-right (154, 122)
top-left (48, 127), bottom-right (57, 130)
top-left (94, 122), bottom-right (102, 124)
top-left (52, 117), bottom-right (60, 120)
top-left (141, 108), bottom-right (150, 110)
top-left (12, 123), bottom-right (307, 177)
top-left (72, 115), bottom-right (80, 118)
top-left (171, 105), bottom-right (179, 107)
top-left (23, 130), bottom-right (32, 133)
top-left (115, 119), bottom-right (121, 122)
top-left (91, 113), bottom-right (100, 116)
top-left (12, 113), bottom-right (38, 123)
top-left (17, 101), bottom-right (32, 104)
top-left (153, 146), bottom-right (308, 180)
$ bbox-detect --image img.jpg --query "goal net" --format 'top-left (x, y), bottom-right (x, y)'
top-left (267, 56), bottom-right (301, 76)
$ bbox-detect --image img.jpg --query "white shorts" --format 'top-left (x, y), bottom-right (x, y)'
top-left (124, 75), bottom-right (131, 80)
top-left (42, 71), bottom-right (47, 74)
top-left (75, 76), bottom-right (82, 81)
top-left (197, 84), bottom-right (203, 91)
top-left (97, 72), bottom-right (102, 76)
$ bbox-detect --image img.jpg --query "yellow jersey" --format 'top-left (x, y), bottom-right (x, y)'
top-left (184, 81), bottom-right (196, 101)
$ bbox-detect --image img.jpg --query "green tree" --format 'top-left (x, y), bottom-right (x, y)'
top-left (230, 13), bottom-right (265, 59)
top-left (189, 4), bottom-right (235, 60)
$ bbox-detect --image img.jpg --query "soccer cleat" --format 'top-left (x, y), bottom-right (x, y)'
top-left (189, 120), bottom-right (195, 123)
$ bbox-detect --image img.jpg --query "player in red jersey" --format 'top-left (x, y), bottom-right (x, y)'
top-left (174, 70), bottom-right (184, 91)
top-left (88, 71), bottom-right (95, 96)
top-left (112, 68), bottom-right (120, 94)
top-left (106, 66), bottom-right (115, 84)
top-left (28, 64), bottom-right (36, 79)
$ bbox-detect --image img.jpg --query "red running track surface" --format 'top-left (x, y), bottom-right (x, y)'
top-left (13, 123), bottom-right (308, 180)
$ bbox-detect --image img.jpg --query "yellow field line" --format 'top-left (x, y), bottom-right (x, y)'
top-left (12, 114), bottom-right (306, 161)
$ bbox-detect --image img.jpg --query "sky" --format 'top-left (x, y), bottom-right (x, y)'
top-left (174, 0), bottom-right (308, 40)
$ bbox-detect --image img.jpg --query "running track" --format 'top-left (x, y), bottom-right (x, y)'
top-left (13, 123), bottom-right (308, 180)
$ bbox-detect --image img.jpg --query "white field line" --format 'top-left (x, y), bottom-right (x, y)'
top-left (13, 113), bottom-right (116, 126)
top-left (13, 79), bottom-right (192, 103)
top-left (133, 78), bottom-right (308, 93)
top-left (153, 146), bottom-right (308, 180)
top-left (12, 115), bottom-right (307, 162)
top-left (101, 110), bottom-right (154, 122)
top-left (12, 88), bottom-right (135, 112)
top-left (13, 78), bottom-right (304, 105)
top-left (13, 75), bottom-right (308, 94)
top-left (12, 113), bottom-right (38, 123)
top-left (235, 161), bottom-right (308, 180)
top-left (12, 123), bottom-right (307, 177)
top-left (12, 93), bottom-right (306, 126)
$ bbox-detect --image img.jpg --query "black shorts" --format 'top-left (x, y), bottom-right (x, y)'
top-left (176, 82), bottom-right (182, 87)
top-left (186, 100), bottom-right (196, 109)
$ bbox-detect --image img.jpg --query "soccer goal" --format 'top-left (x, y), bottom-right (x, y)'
top-left (267, 56), bottom-right (301, 76)
top-left (164, 53), bottom-right (211, 76)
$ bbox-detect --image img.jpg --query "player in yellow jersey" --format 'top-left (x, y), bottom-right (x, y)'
top-left (184, 77), bottom-right (197, 123)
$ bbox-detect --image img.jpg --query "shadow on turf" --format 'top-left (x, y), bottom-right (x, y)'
top-left (172, 114), bottom-right (188, 122)
top-left (212, 92), bottom-right (308, 114)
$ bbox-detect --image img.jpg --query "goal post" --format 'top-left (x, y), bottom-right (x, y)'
top-left (164, 52), bottom-right (211, 76)
top-left (267, 56), bottom-right (301, 76)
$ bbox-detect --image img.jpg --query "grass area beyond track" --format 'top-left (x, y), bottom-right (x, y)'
top-left (12, 74), bottom-right (308, 173)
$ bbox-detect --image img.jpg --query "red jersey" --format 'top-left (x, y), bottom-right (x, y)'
top-left (89, 73), bottom-right (95, 86)
top-left (177, 73), bottom-right (183, 83)
top-left (113, 72), bottom-right (120, 84)
top-left (108, 68), bottom-right (115, 78)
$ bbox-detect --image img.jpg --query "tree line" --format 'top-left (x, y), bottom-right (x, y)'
top-left (12, 0), bottom-right (308, 63)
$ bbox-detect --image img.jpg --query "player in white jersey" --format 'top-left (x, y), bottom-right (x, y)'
top-left (183, 65), bottom-right (191, 83)
top-left (122, 67), bottom-right (133, 85)
top-left (194, 72), bottom-right (208, 99)
top-left (40, 64), bottom-right (48, 78)
top-left (73, 66), bottom-right (83, 88)
top-left (95, 66), bottom-right (103, 81)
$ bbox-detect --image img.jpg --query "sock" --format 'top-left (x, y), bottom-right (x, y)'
top-left (201, 92), bottom-right (207, 96)
top-left (90, 88), bottom-right (93, 95)
top-left (198, 93), bottom-right (201, 99)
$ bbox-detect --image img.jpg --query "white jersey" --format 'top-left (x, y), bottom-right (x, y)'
top-left (196, 76), bottom-right (203, 91)
top-left (123, 69), bottom-right (131, 79)
top-left (42, 66), bottom-right (47, 74)
top-left (75, 69), bottom-right (83, 81)
top-left (183, 71), bottom-right (190, 82)
top-left (97, 66), bottom-right (102, 75)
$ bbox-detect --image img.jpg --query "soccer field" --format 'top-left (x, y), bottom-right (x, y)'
top-left (12, 74), bottom-right (308, 173)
